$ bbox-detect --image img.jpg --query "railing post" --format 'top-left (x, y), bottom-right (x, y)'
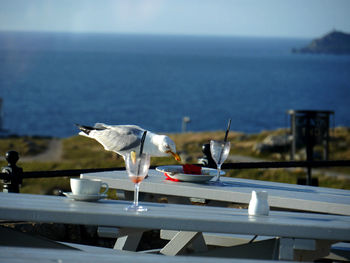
top-left (1, 151), bottom-right (23, 193)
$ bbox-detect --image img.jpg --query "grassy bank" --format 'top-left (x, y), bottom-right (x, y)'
top-left (1, 127), bottom-right (350, 194)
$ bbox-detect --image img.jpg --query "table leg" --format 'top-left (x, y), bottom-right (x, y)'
top-left (112, 228), bottom-right (147, 251)
top-left (279, 238), bottom-right (333, 261)
top-left (160, 231), bottom-right (207, 256)
top-left (279, 238), bottom-right (294, 260)
top-left (294, 239), bottom-right (334, 261)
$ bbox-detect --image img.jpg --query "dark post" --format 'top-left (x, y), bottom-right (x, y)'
top-left (290, 112), bottom-right (296, 161)
top-left (1, 151), bottom-right (23, 193)
top-left (324, 116), bottom-right (330, 160)
top-left (305, 116), bottom-right (314, 186)
top-left (287, 110), bottom-right (333, 186)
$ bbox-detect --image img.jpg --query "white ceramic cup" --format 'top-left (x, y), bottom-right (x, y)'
top-left (248, 190), bottom-right (269, 216)
top-left (70, 178), bottom-right (109, 196)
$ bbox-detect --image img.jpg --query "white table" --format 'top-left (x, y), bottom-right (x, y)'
top-left (1, 192), bottom-right (350, 260)
top-left (82, 169), bottom-right (350, 215)
top-left (0, 246), bottom-right (289, 263)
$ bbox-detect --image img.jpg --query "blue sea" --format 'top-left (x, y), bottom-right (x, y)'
top-left (0, 31), bottom-right (349, 138)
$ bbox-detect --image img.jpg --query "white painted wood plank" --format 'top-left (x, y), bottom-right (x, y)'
top-left (0, 246), bottom-right (276, 263)
top-left (82, 169), bottom-right (350, 215)
top-left (1, 192), bottom-right (350, 242)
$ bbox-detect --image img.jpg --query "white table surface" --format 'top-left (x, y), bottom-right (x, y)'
top-left (82, 169), bottom-right (350, 215)
top-left (0, 246), bottom-right (290, 263)
top-left (1, 192), bottom-right (350, 242)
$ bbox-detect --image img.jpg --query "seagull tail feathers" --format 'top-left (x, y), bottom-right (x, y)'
top-left (75, 124), bottom-right (95, 135)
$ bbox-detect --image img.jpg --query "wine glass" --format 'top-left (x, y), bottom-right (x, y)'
top-left (210, 140), bottom-right (230, 185)
top-left (124, 152), bottom-right (151, 212)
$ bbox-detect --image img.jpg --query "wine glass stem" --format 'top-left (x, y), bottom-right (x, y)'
top-left (134, 183), bottom-right (140, 207)
top-left (216, 164), bottom-right (222, 181)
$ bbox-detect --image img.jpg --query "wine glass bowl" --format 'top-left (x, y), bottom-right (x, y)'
top-left (210, 140), bottom-right (230, 184)
top-left (125, 152), bottom-right (150, 212)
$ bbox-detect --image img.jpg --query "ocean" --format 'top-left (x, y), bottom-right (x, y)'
top-left (0, 31), bottom-right (349, 138)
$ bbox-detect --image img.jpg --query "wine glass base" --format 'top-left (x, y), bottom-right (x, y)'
top-left (124, 204), bottom-right (148, 212)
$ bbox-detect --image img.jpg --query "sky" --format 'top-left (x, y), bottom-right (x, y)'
top-left (0, 0), bottom-right (350, 38)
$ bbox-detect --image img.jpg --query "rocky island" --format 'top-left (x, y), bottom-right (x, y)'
top-left (292, 30), bottom-right (350, 55)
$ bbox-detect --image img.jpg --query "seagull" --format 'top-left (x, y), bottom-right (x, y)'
top-left (76, 123), bottom-right (181, 161)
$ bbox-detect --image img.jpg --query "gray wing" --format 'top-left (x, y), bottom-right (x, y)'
top-left (94, 123), bottom-right (143, 132)
top-left (113, 126), bottom-right (144, 151)
top-left (91, 125), bottom-right (144, 153)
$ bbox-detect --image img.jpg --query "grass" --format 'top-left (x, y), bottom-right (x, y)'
top-left (0, 136), bottom-right (51, 157)
top-left (1, 127), bottom-right (350, 194)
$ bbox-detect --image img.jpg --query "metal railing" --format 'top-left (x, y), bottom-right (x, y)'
top-left (1, 150), bottom-right (350, 193)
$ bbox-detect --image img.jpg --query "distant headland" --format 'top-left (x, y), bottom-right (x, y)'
top-left (292, 30), bottom-right (350, 55)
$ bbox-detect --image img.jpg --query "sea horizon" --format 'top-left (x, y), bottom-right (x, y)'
top-left (0, 29), bottom-right (314, 40)
top-left (0, 31), bottom-right (349, 138)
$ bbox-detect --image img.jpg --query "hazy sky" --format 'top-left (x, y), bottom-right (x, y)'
top-left (1, 0), bottom-right (350, 38)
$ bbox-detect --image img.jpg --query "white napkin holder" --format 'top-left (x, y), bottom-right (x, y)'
top-left (248, 190), bottom-right (269, 216)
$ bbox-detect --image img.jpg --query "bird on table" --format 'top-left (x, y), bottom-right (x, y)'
top-left (76, 123), bottom-right (181, 162)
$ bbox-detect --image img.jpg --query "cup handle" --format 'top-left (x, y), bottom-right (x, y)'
top-left (101, 182), bottom-right (109, 195)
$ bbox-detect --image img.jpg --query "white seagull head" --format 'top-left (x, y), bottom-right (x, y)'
top-left (155, 135), bottom-right (181, 161)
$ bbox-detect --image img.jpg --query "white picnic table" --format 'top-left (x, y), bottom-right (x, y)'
top-left (0, 246), bottom-right (291, 263)
top-left (81, 169), bottom-right (350, 215)
top-left (1, 192), bottom-right (350, 261)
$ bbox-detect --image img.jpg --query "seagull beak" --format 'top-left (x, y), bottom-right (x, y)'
top-left (167, 150), bottom-right (181, 162)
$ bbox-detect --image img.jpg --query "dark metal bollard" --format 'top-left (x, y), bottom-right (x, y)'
top-left (198, 144), bottom-right (217, 168)
top-left (287, 110), bottom-right (334, 185)
top-left (1, 151), bottom-right (23, 193)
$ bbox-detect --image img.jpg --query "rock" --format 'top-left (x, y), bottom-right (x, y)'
top-left (336, 141), bottom-right (348, 151)
top-left (293, 30), bottom-right (350, 55)
top-left (253, 134), bottom-right (292, 154)
top-left (293, 151), bottom-right (305, 161)
top-left (271, 153), bottom-right (283, 160)
top-left (253, 143), bottom-right (269, 154)
top-left (263, 134), bottom-right (292, 146)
